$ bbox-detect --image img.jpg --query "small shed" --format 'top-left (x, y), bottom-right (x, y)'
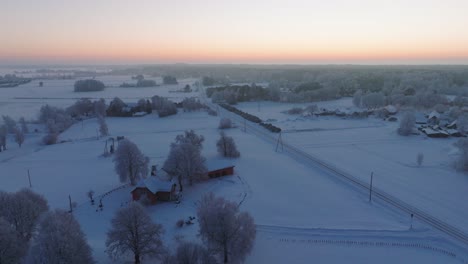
top-left (206, 160), bottom-right (235, 178)
top-left (131, 177), bottom-right (177, 205)
top-left (421, 127), bottom-right (449, 138)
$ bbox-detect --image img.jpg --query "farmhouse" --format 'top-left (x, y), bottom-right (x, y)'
top-left (131, 176), bottom-right (177, 205)
top-left (420, 127), bottom-right (449, 138)
top-left (206, 160), bottom-right (235, 178)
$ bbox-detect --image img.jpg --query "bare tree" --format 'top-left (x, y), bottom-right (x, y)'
top-left (217, 132), bottom-right (240, 158)
top-left (163, 142), bottom-right (207, 192)
top-left (417, 153), bottom-right (424, 167)
top-left (14, 128), bottom-right (24, 148)
top-left (0, 189), bottom-right (49, 241)
top-left (219, 118), bottom-right (232, 129)
top-left (19, 117), bottom-right (29, 134)
top-left (106, 202), bottom-right (165, 264)
top-left (113, 139), bottom-right (149, 186)
top-left (98, 116), bottom-right (109, 137)
top-left (398, 111), bottom-right (415, 136)
top-left (27, 209), bottom-right (94, 264)
top-left (170, 242), bottom-right (216, 264)
top-left (0, 218), bottom-right (24, 264)
top-left (197, 193), bottom-right (256, 263)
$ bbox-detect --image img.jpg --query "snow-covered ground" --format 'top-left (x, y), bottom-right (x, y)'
top-left (1, 79), bottom-right (467, 263)
top-left (0, 75), bottom-right (198, 121)
top-left (236, 99), bottom-right (468, 236)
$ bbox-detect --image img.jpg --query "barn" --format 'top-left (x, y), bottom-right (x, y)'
top-left (131, 176), bottom-right (177, 205)
top-left (206, 160), bottom-right (235, 178)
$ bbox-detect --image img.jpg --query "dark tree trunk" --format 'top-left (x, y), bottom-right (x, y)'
top-left (134, 253), bottom-right (140, 264)
top-left (178, 176), bottom-right (183, 192)
top-left (224, 243), bottom-right (228, 263)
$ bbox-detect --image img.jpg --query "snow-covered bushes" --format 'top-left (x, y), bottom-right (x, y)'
top-left (286, 107), bottom-right (304, 115)
top-left (152, 95), bottom-right (178, 117)
top-left (169, 242), bottom-right (216, 264)
top-left (218, 118), bottom-right (232, 129)
top-left (42, 133), bottom-right (58, 145)
top-left (182, 98), bottom-right (205, 112)
top-left (217, 132), bottom-right (240, 158)
top-left (39, 105), bottom-right (73, 133)
top-left (73, 79), bottom-right (105, 92)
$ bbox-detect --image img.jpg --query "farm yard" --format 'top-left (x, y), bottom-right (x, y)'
top-left (0, 75), bottom-right (467, 263)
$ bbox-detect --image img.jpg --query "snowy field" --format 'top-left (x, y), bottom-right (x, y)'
top-left (236, 99), bottom-right (468, 236)
top-left (0, 75), bottom-right (198, 121)
top-left (0, 78), bottom-right (467, 263)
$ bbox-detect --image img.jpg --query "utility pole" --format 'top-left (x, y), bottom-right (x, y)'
top-left (27, 169), bottom-right (32, 188)
top-left (68, 195), bottom-right (73, 213)
top-left (410, 213), bottom-right (414, 230)
top-left (369, 172), bottom-right (374, 202)
top-left (275, 132), bottom-right (284, 152)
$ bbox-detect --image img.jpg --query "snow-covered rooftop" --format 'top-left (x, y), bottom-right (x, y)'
top-left (205, 159), bottom-right (235, 172)
top-left (134, 176), bottom-right (175, 194)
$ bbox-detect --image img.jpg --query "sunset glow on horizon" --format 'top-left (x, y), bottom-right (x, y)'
top-left (2, 0), bottom-right (468, 64)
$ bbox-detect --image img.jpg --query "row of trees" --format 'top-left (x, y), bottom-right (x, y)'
top-left (114, 129), bottom-right (240, 191)
top-left (0, 189), bottom-right (94, 263)
top-left (106, 193), bottom-right (255, 264)
top-left (0, 116), bottom-right (28, 150)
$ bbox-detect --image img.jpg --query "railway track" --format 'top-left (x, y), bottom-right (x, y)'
top-left (200, 92), bottom-right (468, 246)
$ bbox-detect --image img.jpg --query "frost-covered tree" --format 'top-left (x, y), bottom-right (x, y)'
top-left (182, 98), bottom-right (204, 112)
top-left (0, 189), bottom-right (49, 241)
top-left (19, 117), bottom-right (29, 134)
top-left (219, 118), bottom-right (232, 129)
top-left (14, 128), bottom-right (24, 147)
top-left (454, 138), bottom-right (468, 172)
top-left (163, 142), bottom-right (207, 192)
top-left (352, 89), bottom-right (363, 107)
top-left (0, 218), bottom-right (24, 264)
top-left (197, 193), bottom-right (256, 263)
top-left (2, 115), bottom-right (16, 133)
top-left (106, 203), bottom-right (165, 264)
top-left (361, 92), bottom-right (386, 109)
top-left (398, 111), bottom-right (416, 136)
top-left (98, 116), bottom-right (109, 137)
top-left (113, 139), bottom-right (149, 185)
top-left (216, 132), bottom-right (240, 158)
top-left (27, 209), bottom-right (94, 264)
top-left (170, 242), bottom-right (216, 264)
top-left (457, 114), bottom-right (468, 135)
top-left (94, 98), bottom-right (107, 117)
top-left (175, 130), bottom-right (204, 149)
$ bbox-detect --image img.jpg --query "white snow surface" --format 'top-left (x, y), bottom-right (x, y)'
top-left (0, 79), bottom-right (466, 263)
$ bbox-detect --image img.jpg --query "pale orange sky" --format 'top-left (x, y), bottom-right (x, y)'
top-left (1, 0), bottom-right (468, 64)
